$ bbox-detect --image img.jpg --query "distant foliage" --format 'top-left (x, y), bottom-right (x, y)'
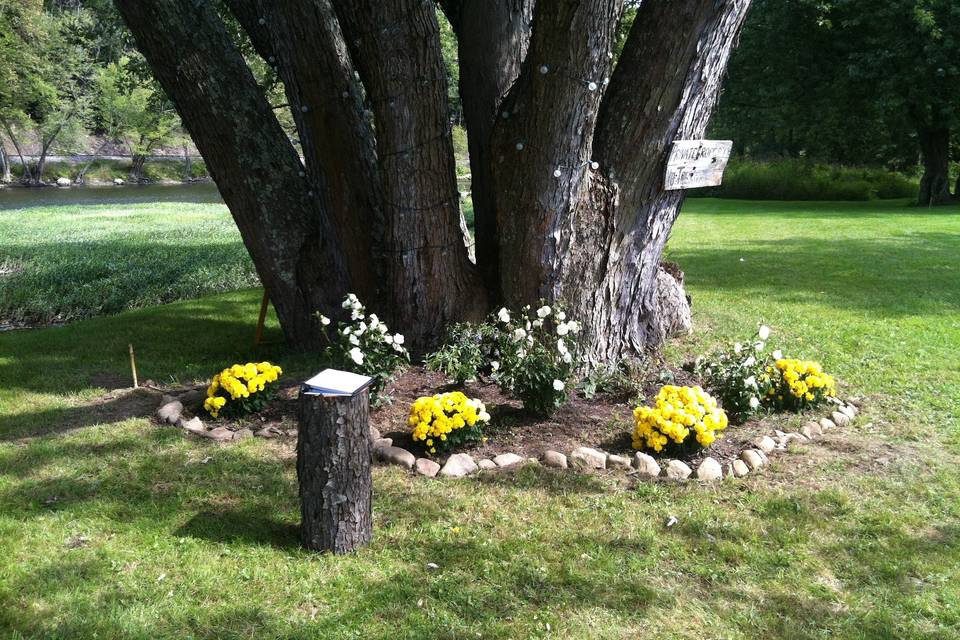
top-left (698, 160), bottom-right (916, 201)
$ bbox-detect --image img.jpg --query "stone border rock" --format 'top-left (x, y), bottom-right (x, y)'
top-left (155, 392), bottom-right (860, 484)
top-left (369, 397), bottom-right (862, 484)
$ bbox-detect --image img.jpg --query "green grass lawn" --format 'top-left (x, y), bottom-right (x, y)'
top-left (1, 198), bottom-right (958, 639)
top-left (0, 188), bottom-right (257, 326)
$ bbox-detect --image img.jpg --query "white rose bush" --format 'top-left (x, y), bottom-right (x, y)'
top-left (424, 302), bottom-right (582, 416)
top-left (317, 294), bottom-right (409, 405)
top-left (490, 303), bottom-right (581, 417)
top-left (690, 324), bottom-right (773, 421)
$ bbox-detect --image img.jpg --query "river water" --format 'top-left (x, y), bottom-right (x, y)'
top-left (0, 182), bottom-right (222, 210)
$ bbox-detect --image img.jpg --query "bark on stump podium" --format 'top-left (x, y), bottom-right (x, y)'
top-left (297, 388), bottom-right (372, 554)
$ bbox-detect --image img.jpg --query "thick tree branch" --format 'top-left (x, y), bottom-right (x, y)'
top-left (490, 0), bottom-right (624, 304)
top-left (449, 0), bottom-right (534, 299)
top-left (114, 0), bottom-right (350, 345)
top-left (333, 0), bottom-right (485, 350)
top-left (222, 0), bottom-right (384, 302)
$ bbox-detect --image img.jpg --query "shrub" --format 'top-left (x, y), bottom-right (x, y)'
top-left (409, 391), bottom-right (491, 455)
top-left (203, 361), bottom-right (283, 419)
top-left (632, 385), bottom-right (728, 453)
top-left (765, 358), bottom-right (836, 411)
top-left (492, 304), bottom-right (581, 416)
top-left (691, 325), bottom-right (772, 421)
top-left (697, 159), bottom-right (917, 201)
top-left (424, 321), bottom-right (497, 384)
top-left (318, 294), bottom-right (409, 405)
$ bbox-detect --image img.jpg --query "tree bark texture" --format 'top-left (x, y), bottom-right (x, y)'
top-left (442, 0), bottom-right (535, 298)
top-left (297, 388), bottom-right (373, 554)
top-left (486, 0), bottom-right (751, 363)
top-left (117, 0), bottom-right (752, 361)
top-left (918, 126), bottom-right (952, 206)
top-left (114, 0), bottom-right (350, 347)
top-left (1, 119), bottom-right (32, 184)
top-left (0, 144), bottom-right (9, 183)
top-left (223, 0), bottom-right (383, 303)
top-left (333, 0), bottom-right (486, 349)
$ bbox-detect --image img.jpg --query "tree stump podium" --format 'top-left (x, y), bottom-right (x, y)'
top-left (297, 387), bottom-right (372, 554)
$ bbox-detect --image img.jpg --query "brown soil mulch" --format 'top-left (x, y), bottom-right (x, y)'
top-left (371, 366), bottom-right (775, 469)
top-left (164, 366), bottom-right (795, 469)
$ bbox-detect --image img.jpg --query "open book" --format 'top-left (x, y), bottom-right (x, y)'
top-left (302, 368), bottom-right (373, 396)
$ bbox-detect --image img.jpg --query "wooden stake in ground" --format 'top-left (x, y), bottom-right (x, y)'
top-left (297, 387), bottom-right (373, 554)
top-left (128, 344), bottom-right (138, 389)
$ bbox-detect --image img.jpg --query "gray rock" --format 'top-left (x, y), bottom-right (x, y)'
top-left (569, 446), bottom-right (606, 470)
top-left (607, 454), bottom-right (632, 470)
top-left (819, 417), bottom-right (836, 431)
top-left (206, 426), bottom-right (235, 442)
top-left (233, 428), bottom-right (253, 440)
top-left (369, 426), bottom-right (382, 442)
top-left (741, 449), bottom-right (765, 470)
top-left (372, 437), bottom-right (393, 451)
top-left (493, 453), bottom-right (524, 468)
top-left (176, 388), bottom-right (206, 409)
top-left (732, 459), bottom-right (750, 477)
top-left (477, 459), bottom-right (497, 470)
top-left (414, 458), bottom-right (441, 477)
top-left (801, 421), bottom-right (822, 439)
top-left (665, 459), bottom-right (692, 480)
top-left (179, 416), bottom-right (206, 435)
top-left (831, 411), bottom-right (850, 427)
top-left (542, 450), bottom-right (568, 469)
top-left (840, 404), bottom-right (857, 419)
top-left (696, 457), bottom-right (723, 481)
top-left (724, 463), bottom-right (736, 478)
top-left (55, 177), bottom-right (71, 187)
top-left (254, 425), bottom-right (281, 438)
top-left (113, 177), bottom-right (125, 185)
top-left (754, 435), bottom-right (777, 454)
top-left (439, 453), bottom-right (478, 478)
top-left (632, 452), bottom-right (661, 478)
top-left (156, 400), bottom-right (183, 425)
top-left (783, 432), bottom-right (809, 445)
top-left (375, 445), bottom-right (415, 469)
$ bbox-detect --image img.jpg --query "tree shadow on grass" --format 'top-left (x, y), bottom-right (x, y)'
top-left (2, 418), bottom-right (959, 638)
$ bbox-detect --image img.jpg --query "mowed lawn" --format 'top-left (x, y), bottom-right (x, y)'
top-left (0, 197), bottom-right (958, 639)
top-left (0, 186), bottom-right (258, 326)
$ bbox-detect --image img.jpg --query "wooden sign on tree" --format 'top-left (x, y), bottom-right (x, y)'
top-left (664, 140), bottom-right (733, 190)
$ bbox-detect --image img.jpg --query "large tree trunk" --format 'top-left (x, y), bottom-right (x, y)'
top-left (442, 0), bottom-right (535, 298)
top-left (222, 0), bottom-right (383, 306)
top-left (332, 0), bottom-right (486, 349)
top-left (485, 0), bottom-right (751, 363)
top-left (918, 126), bottom-right (951, 206)
top-left (297, 388), bottom-right (373, 554)
top-left (117, 0), bottom-right (752, 360)
top-left (114, 0), bottom-right (351, 347)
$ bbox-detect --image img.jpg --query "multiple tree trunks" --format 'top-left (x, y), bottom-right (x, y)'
top-left (116, 0), bottom-right (755, 361)
top-left (297, 389), bottom-right (373, 554)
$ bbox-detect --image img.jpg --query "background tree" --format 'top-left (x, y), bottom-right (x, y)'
top-left (0, 1), bottom-right (92, 185)
top-left (94, 55), bottom-right (178, 182)
top-left (712, 0), bottom-right (960, 205)
top-left (112, 0), bottom-right (753, 362)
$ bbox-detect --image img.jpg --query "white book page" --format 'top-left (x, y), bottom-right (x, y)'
top-left (303, 368), bottom-right (372, 395)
